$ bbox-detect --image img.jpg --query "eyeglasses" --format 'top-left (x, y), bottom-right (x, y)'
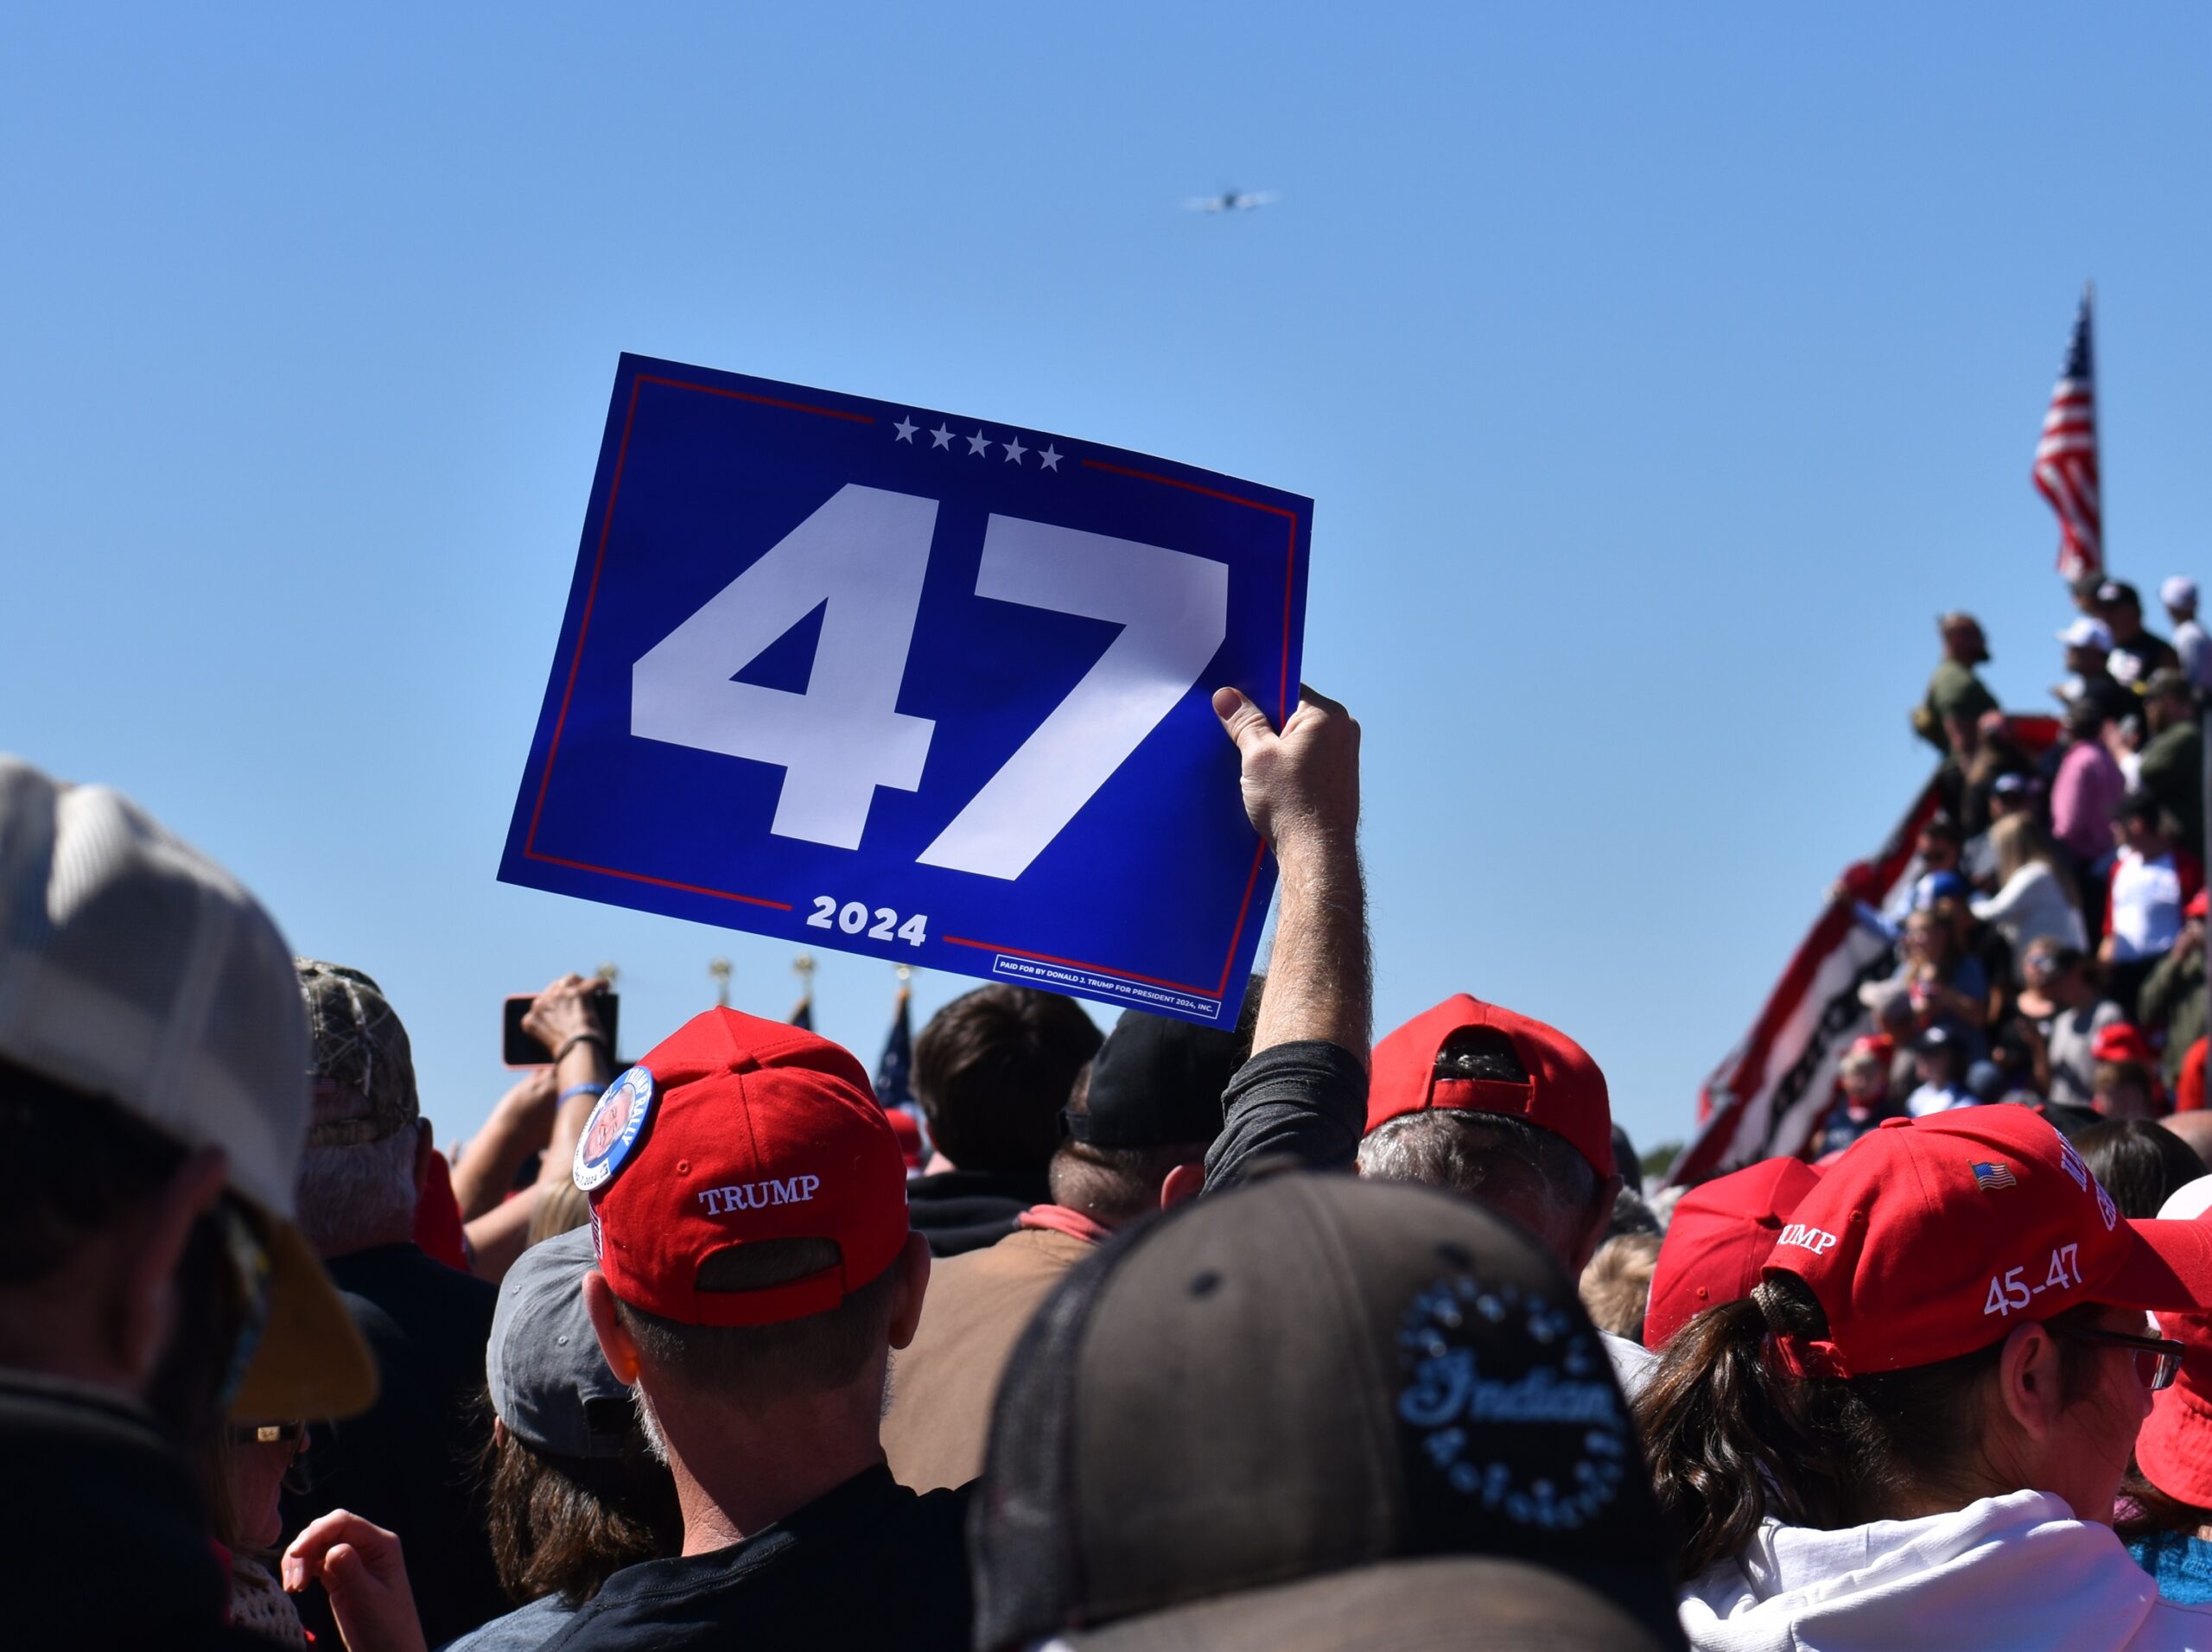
top-left (232, 1420), bottom-right (308, 1446)
top-left (2054, 1325), bottom-right (2187, 1391)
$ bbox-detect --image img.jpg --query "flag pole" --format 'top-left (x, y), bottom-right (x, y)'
top-left (2087, 278), bottom-right (2098, 578)
top-left (791, 954), bottom-right (815, 1027)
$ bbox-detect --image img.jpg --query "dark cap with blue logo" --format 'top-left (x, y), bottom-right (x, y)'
top-left (969, 1174), bottom-right (1683, 1649)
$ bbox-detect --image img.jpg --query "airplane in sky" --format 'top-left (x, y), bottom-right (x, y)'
top-left (1185, 187), bottom-right (1280, 213)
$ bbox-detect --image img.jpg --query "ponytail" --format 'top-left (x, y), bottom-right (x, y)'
top-left (1634, 1275), bottom-right (2104, 1579)
top-left (1632, 1296), bottom-right (1796, 1578)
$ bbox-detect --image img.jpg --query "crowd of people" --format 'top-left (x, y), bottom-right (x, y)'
top-left (21, 602), bottom-right (2212, 1649)
top-left (1840, 573), bottom-right (2212, 1144)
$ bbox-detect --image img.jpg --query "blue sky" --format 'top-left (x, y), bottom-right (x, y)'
top-left (6, 4), bottom-right (2209, 1154)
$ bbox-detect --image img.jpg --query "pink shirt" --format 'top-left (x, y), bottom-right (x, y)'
top-left (2052, 740), bottom-right (2125, 862)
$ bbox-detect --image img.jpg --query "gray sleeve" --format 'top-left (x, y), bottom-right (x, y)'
top-left (1201, 1040), bottom-right (1369, 1193)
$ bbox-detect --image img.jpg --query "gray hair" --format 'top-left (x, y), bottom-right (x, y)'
top-left (1356, 1109), bottom-right (1597, 1212)
top-left (296, 1124), bottom-right (421, 1256)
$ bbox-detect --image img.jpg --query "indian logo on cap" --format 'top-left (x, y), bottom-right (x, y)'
top-left (574, 1066), bottom-right (658, 1193)
top-left (1395, 1276), bottom-right (1628, 1531)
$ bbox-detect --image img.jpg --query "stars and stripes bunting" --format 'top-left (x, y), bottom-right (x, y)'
top-left (2033, 286), bottom-right (2100, 580)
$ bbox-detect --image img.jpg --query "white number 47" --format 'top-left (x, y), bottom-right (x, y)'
top-left (631, 483), bottom-right (1230, 880)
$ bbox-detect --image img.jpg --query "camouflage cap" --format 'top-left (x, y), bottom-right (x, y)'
top-left (296, 960), bottom-right (418, 1147)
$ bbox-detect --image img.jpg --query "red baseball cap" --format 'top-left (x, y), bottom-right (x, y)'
top-left (1369, 995), bottom-right (1612, 1177)
top-left (2138, 1297), bottom-right (2212, 1507)
top-left (2189, 889), bottom-right (2209, 921)
top-left (2138, 1183), bottom-right (2212, 1506)
top-left (1643, 1157), bottom-right (1822, 1350)
top-left (1764, 1107), bottom-right (2212, 1378)
top-left (575, 1008), bottom-right (910, 1328)
top-left (2093, 1022), bottom-right (2158, 1067)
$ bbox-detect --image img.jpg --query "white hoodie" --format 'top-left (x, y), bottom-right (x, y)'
top-left (1681, 1490), bottom-right (2212, 1651)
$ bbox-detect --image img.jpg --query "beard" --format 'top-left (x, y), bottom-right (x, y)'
top-left (632, 1382), bottom-right (671, 1468)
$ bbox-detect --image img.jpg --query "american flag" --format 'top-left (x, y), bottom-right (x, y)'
top-left (1972, 1160), bottom-right (2018, 1191)
top-left (874, 982), bottom-right (914, 1109)
top-left (2033, 288), bottom-right (2100, 580)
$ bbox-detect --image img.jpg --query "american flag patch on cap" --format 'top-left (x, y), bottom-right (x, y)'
top-left (1972, 1161), bottom-right (2018, 1191)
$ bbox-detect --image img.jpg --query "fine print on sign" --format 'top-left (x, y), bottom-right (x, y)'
top-left (499, 355), bottom-right (1312, 1029)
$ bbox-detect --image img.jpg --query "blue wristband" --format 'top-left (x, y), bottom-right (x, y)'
top-left (558, 1083), bottom-right (604, 1105)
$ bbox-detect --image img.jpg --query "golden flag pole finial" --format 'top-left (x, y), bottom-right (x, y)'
top-left (708, 958), bottom-right (733, 1008)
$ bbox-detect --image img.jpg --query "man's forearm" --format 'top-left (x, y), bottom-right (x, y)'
top-left (1252, 832), bottom-right (1370, 1062)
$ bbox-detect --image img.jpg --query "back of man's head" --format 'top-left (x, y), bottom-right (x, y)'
top-left (1358, 995), bottom-right (1619, 1271)
top-left (578, 1010), bottom-right (924, 1457)
top-left (1047, 984), bottom-right (1262, 1226)
top-left (2158, 1107), bottom-right (2212, 1173)
top-left (295, 960), bottom-right (427, 1258)
top-left (914, 986), bottom-right (1101, 1172)
top-left (0, 757), bottom-right (372, 1437)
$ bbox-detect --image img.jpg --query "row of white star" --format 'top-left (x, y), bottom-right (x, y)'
top-left (892, 415), bottom-right (1063, 469)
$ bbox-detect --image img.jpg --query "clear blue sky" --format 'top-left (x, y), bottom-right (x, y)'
top-left (7, 5), bottom-right (2209, 1155)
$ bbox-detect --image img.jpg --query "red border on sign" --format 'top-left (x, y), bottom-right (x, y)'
top-left (520, 376), bottom-right (863, 911)
top-left (521, 374), bottom-right (1301, 1000)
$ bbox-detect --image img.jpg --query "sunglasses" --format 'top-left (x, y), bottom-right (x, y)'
top-left (2054, 1325), bottom-right (2187, 1391)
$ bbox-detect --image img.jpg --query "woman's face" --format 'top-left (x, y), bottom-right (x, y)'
top-left (1905, 915), bottom-right (1945, 963)
top-left (231, 1426), bottom-right (304, 1552)
top-left (2042, 1309), bottom-right (2160, 1528)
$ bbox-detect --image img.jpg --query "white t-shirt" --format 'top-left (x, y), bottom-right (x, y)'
top-left (2109, 848), bottom-right (2187, 963)
top-left (1906, 1081), bottom-right (1975, 1116)
top-left (2177, 617), bottom-right (2212, 694)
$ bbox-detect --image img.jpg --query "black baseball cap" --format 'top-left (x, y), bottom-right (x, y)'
top-left (969, 1173), bottom-right (1685, 1649)
top-left (2117, 791), bottom-right (2165, 826)
top-left (1065, 1009), bottom-right (1254, 1151)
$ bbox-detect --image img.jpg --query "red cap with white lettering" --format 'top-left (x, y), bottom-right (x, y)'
top-left (1643, 1156), bottom-right (1822, 1350)
top-left (575, 1008), bottom-right (909, 1328)
top-left (1764, 1107), bottom-right (2212, 1378)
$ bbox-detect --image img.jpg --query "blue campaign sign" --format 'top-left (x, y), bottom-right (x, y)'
top-left (499, 355), bottom-right (1312, 1028)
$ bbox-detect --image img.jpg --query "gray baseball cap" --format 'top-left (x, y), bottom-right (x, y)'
top-left (0, 755), bottom-right (374, 1422)
top-left (487, 1225), bottom-right (633, 1461)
